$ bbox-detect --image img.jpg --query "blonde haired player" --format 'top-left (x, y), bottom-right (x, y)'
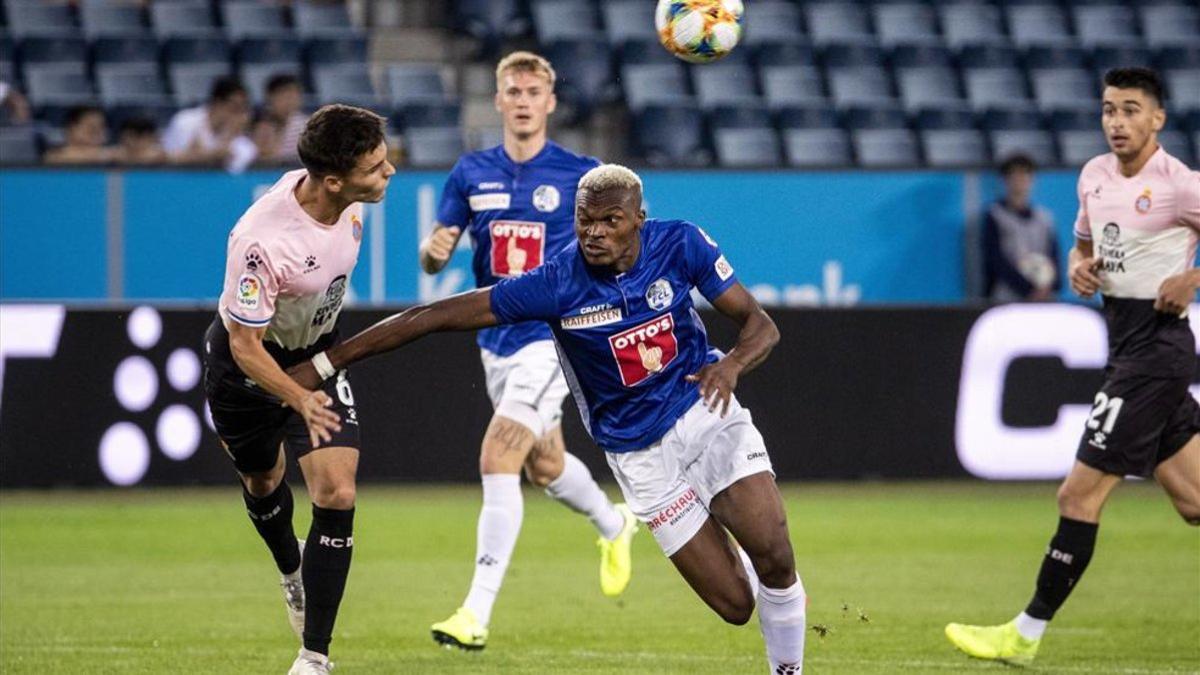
top-left (420, 52), bottom-right (637, 651)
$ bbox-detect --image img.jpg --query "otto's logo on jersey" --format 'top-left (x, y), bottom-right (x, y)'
top-left (490, 220), bottom-right (545, 277)
top-left (608, 313), bottom-right (678, 387)
top-left (1134, 189), bottom-right (1152, 214)
top-left (237, 274), bottom-right (261, 310)
top-left (532, 185), bottom-right (561, 213)
top-left (646, 278), bottom-right (674, 311)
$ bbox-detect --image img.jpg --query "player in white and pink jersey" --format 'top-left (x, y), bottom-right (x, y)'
top-left (202, 105), bottom-right (394, 675)
top-left (947, 68), bottom-right (1200, 667)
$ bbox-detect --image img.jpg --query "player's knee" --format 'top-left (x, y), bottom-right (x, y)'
top-left (1056, 484), bottom-right (1100, 521)
top-left (753, 543), bottom-right (797, 589)
top-left (312, 483), bottom-right (356, 510)
top-left (715, 591), bottom-right (755, 625)
top-left (242, 472), bottom-right (283, 498)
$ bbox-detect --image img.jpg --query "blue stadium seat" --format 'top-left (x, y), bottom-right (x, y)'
top-left (891, 44), bottom-right (954, 69)
top-left (601, 0), bottom-right (655, 48)
top-left (80, 3), bottom-right (147, 39)
top-left (693, 61), bottom-right (759, 110)
top-left (874, 3), bottom-right (940, 48)
top-left (304, 36), bottom-right (368, 68)
top-left (843, 104), bottom-right (908, 130)
top-left (823, 42), bottom-right (884, 68)
top-left (313, 64), bottom-right (377, 107)
top-left (453, 0), bottom-right (527, 48)
top-left (761, 65), bottom-right (826, 110)
top-left (1091, 46), bottom-right (1155, 78)
top-left (632, 103), bottom-right (709, 166)
top-left (385, 63), bottom-right (449, 106)
top-left (754, 41), bottom-right (817, 68)
top-left (405, 127), bottom-right (465, 167)
top-left (1051, 110), bottom-right (1106, 166)
top-left (713, 127), bottom-right (782, 167)
top-left (1140, 4), bottom-right (1199, 48)
top-left (168, 62), bottom-right (232, 107)
top-left (1164, 69), bottom-right (1200, 114)
top-left (92, 36), bottom-right (158, 65)
top-left (938, 3), bottom-right (1007, 49)
top-left (896, 65), bottom-right (963, 112)
top-left (804, 2), bottom-right (873, 47)
top-left (709, 102), bottom-right (772, 130)
top-left (150, 2), bottom-right (218, 39)
top-left (391, 101), bottom-right (461, 131)
top-left (852, 128), bottom-right (920, 167)
top-left (964, 68), bottom-right (1031, 111)
top-left (23, 64), bottom-right (93, 107)
top-left (1158, 46), bottom-right (1200, 69)
top-left (17, 36), bottom-right (87, 66)
top-left (241, 63), bottom-right (303, 105)
top-left (531, 0), bottom-right (597, 44)
top-left (164, 36), bottom-right (232, 65)
top-left (545, 38), bottom-right (616, 114)
top-left (782, 128), bottom-right (852, 167)
top-left (1005, 4), bottom-right (1074, 48)
top-left (1158, 120), bottom-right (1194, 165)
top-left (621, 62), bottom-right (691, 110)
top-left (983, 108), bottom-right (1057, 167)
top-left (917, 108), bottom-right (988, 167)
top-left (97, 63), bottom-right (169, 107)
top-left (1024, 46), bottom-right (1089, 70)
top-left (221, 2), bottom-right (290, 41)
top-left (1030, 68), bottom-right (1099, 112)
top-left (1072, 5), bottom-right (1139, 48)
top-left (0, 126), bottom-right (38, 164)
top-left (776, 103), bottom-right (840, 131)
top-left (237, 37), bottom-right (303, 65)
top-left (5, 1), bottom-right (77, 39)
top-left (958, 45), bottom-right (1019, 70)
top-left (828, 67), bottom-right (894, 108)
top-left (618, 39), bottom-right (677, 66)
top-left (742, 1), bottom-right (803, 48)
top-left (293, 2), bottom-right (361, 39)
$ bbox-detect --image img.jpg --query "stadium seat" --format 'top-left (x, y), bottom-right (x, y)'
top-left (97, 63), bottom-right (169, 107)
top-left (80, 3), bottom-right (148, 40)
top-left (1052, 109), bottom-right (1106, 166)
top-left (754, 41), bottom-right (817, 68)
top-left (391, 101), bottom-right (461, 131)
top-left (16, 36), bottom-right (87, 66)
top-left (1158, 123), bottom-right (1194, 165)
top-left (1158, 46), bottom-right (1200, 69)
top-left (0, 125), bottom-right (38, 164)
top-left (709, 102), bottom-right (772, 130)
top-left (601, 0), bottom-right (655, 48)
top-left (1072, 5), bottom-right (1139, 48)
top-left (313, 64), bottom-right (377, 107)
top-left (964, 68), bottom-right (1031, 111)
top-left (618, 39), bottom-right (677, 66)
top-left (531, 0), bottom-right (597, 44)
top-left (405, 127), bottom-right (465, 167)
top-left (470, 125), bottom-right (504, 150)
top-left (828, 66), bottom-right (894, 108)
top-left (891, 44), bottom-right (954, 69)
top-left (92, 36), bottom-right (159, 65)
top-left (917, 109), bottom-right (989, 167)
top-left (1024, 46), bottom-right (1089, 71)
top-left (958, 45), bottom-right (1019, 70)
top-left (853, 129), bottom-right (920, 167)
top-left (804, 2), bottom-right (873, 46)
top-left (150, 2), bottom-right (218, 39)
top-left (23, 64), bottom-right (93, 107)
top-left (984, 108), bottom-right (1057, 167)
top-left (896, 66), bottom-right (963, 112)
top-left (453, 0), bottom-right (527, 48)
top-left (237, 37), bottom-right (303, 65)
top-left (621, 63), bottom-right (691, 110)
top-left (1165, 69), bottom-right (1200, 114)
top-left (545, 38), bottom-right (616, 114)
top-left (293, 2), bottom-right (361, 39)
top-left (221, 2), bottom-right (290, 41)
top-left (782, 128), bottom-right (852, 167)
top-left (776, 103), bottom-right (841, 131)
top-left (874, 3), bottom-right (940, 48)
top-left (1091, 46), bottom-right (1155, 78)
top-left (713, 127), bottom-right (782, 167)
top-left (4, 1), bottom-right (77, 39)
top-left (742, 1), bottom-right (803, 48)
top-left (1005, 4), bottom-right (1074, 48)
top-left (761, 65), bottom-right (826, 110)
top-left (168, 62), bottom-right (233, 107)
top-left (938, 3), bottom-right (1007, 49)
top-left (693, 61), bottom-right (759, 110)
top-left (304, 36), bottom-right (368, 68)
top-left (843, 104), bottom-right (908, 131)
top-left (1140, 4), bottom-right (1199, 48)
top-left (241, 63), bottom-right (303, 105)
top-left (164, 36), bottom-right (232, 65)
top-left (1031, 68), bottom-right (1099, 112)
top-left (632, 103), bottom-right (709, 166)
top-left (385, 63), bottom-right (449, 106)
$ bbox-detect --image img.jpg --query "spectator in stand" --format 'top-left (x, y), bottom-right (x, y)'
top-left (0, 81), bottom-right (31, 124)
top-left (982, 154), bottom-right (1062, 302)
top-left (254, 74), bottom-right (308, 162)
top-left (162, 76), bottom-right (257, 173)
top-left (115, 117), bottom-right (167, 165)
top-left (43, 105), bottom-right (115, 165)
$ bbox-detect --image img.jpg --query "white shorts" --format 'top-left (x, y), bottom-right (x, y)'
top-left (605, 395), bottom-right (774, 557)
top-left (480, 340), bottom-right (570, 437)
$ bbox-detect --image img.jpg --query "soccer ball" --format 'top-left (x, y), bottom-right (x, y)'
top-left (655, 0), bottom-right (745, 64)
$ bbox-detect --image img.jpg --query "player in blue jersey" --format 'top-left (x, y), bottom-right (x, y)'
top-left (291, 165), bottom-right (808, 672)
top-left (414, 52), bottom-right (635, 650)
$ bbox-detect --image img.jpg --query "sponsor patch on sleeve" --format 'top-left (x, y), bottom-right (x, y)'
top-left (237, 273), bottom-right (262, 310)
top-left (714, 255), bottom-right (734, 281)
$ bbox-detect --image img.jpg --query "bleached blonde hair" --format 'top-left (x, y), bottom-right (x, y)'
top-left (578, 164), bottom-right (643, 193)
top-left (495, 51), bottom-right (556, 88)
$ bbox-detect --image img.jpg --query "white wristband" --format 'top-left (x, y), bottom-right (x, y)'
top-left (311, 352), bottom-right (336, 381)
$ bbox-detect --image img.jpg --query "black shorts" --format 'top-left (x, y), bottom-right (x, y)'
top-left (202, 320), bottom-right (360, 474)
top-left (1076, 368), bottom-right (1200, 477)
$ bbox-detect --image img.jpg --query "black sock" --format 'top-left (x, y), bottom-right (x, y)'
top-left (1025, 516), bottom-right (1099, 620)
top-left (302, 505), bottom-right (355, 656)
top-left (242, 481), bottom-right (301, 575)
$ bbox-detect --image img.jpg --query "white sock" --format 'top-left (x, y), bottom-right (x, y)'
top-left (758, 578), bottom-right (807, 674)
top-left (544, 452), bottom-right (624, 540)
top-left (463, 474), bottom-right (523, 627)
top-left (736, 546), bottom-right (760, 598)
top-left (1013, 611), bottom-right (1048, 640)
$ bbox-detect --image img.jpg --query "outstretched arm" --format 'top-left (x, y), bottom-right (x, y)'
top-left (290, 288), bottom-right (498, 388)
top-left (685, 282), bottom-right (780, 416)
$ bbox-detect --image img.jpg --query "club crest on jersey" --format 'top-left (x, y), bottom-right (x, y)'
top-left (351, 214), bottom-right (363, 242)
top-left (608, 313), bottom-right (678, 387)
top-left (490, 220), bottom-right (545, 277)
top-left (532, 185), bottom-right (561, 213)
top-left (1134, 189), bottom-right (1151, 214)
top-left (237, 274), bottom-right (261, 310)
top-left (646, 278), bottom-right (674, 311)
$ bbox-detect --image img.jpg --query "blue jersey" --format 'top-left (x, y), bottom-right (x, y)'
top-left (436, 141), bottom-right (601, 356)
top-left (490, 219), bottom-right (739, 453)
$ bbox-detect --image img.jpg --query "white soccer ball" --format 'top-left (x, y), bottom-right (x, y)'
top-left (655, 0), bottom-right (745, 64)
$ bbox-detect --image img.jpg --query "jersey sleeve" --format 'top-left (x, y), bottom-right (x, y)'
top-left (1176, 169), bottom-right (1200, 232)
top-left (682, 222), bottom-right (738, 302)
top-left (435, 159), bottom-right (470, 228)
top-left (489, 261), bottom-right (559, 323)
top-left (1073, 172), bottom-right (1092, 241)
top-left (224, 237), bottom-right (282, 327)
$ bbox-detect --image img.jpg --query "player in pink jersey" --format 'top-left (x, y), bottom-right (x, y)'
top-left (202, 105), bottom-right (394, 675)
top-left (947, 68), bottom-right (1200, 666)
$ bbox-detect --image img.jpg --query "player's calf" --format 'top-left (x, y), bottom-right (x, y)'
top-left (523, 435), bottom-right (564, 487)
top-left (480, 414), bottom-right (537, 475)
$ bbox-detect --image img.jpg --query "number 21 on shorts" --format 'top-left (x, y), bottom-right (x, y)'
top-left (1087, 392), bottom-right (1124, 434)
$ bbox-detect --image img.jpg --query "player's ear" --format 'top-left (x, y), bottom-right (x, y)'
top-left (322, 173), bottom-right (344, 195)
top-left (547, 91), bottom-right (557, 115)
top-left (1152, 106), bottom-right (1165, 133)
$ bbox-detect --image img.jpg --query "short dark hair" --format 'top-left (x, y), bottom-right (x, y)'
top-left (266, 73), bottom-right (301, 96)
top-left (65, 104), bottom-right (103, 128)
top-left (118, 116), bottom-right (157, 136)
top-left (209, 76), bottom-right (247, 103)
top-left (297, 104), bottom-right (387, 177)
top-left (999, 153), bottom-right (1036, 176)
top-left (1103, 67), bottom-right (1165, 106)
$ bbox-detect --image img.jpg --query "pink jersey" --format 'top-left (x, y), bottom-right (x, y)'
top-left (218, 169), bottom-right (364, 350)
top-left (1073, 146), bottom-right (1200, 300)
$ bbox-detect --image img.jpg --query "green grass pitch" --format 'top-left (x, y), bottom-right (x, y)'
top-left (1, 482), bottom-right (1196, 674)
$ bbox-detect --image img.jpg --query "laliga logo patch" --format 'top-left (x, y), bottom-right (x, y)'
top-left (1134, 189), bottom-right (1151, 214)
top-left (237, 274), bottom-right (261, 310)
top-left (608, 313), bottom-right (678, 387)
top-left (714, 255), bottom-right (734, 281)
top-left (532, 185), bottom-right (560, 213)
top-left (646, 278), bottom-right (674, 311)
